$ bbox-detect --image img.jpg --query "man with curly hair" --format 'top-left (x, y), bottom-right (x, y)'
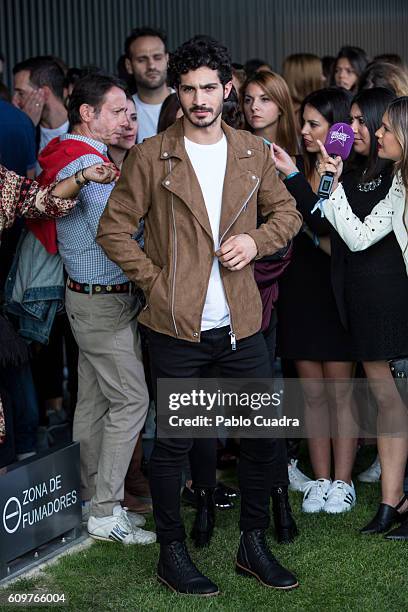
top-left (98, 35), bottom-right (302, 596)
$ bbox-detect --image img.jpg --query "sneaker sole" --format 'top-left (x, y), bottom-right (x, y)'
top-left (302, 506), bottom-right (325, 513)
top-left (89, 533), bottom-right (155, 545)
top-left (235, 562), bottom-right (299, 590)
top-left (324, 503), bottom-right (356, 514)
top-left (89, 533), bottom-right (120, 543)
top-left (157, 574), bottom-right (219, 596)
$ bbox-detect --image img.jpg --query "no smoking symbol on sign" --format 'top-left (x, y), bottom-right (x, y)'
top-left (3, 497), bottom-right (22, 534)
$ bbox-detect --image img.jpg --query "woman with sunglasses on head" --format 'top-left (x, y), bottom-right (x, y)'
top-left (315, 95), bottom-right (408, 540)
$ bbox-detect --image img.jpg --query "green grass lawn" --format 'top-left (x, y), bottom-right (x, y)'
top-left (1, 446), bottom-right (407, 612)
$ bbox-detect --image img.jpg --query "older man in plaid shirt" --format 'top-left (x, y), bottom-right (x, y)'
top-left (40, 73), bottom-right (154, 546)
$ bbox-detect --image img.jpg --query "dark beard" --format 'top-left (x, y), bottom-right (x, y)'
top-left (182, 102), bottom-right (223, 129)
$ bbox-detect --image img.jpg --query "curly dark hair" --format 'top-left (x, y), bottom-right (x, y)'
top-left (168, 35), bottom-right (232, 89)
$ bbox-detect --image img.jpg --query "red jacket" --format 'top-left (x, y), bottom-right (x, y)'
top-left (26, 137), bottom-right (110, 253)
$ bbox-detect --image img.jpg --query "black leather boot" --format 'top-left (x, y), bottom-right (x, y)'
top-left (236, 529), bottom-right (299, 590)
top-left (360, 497), bottom-right (408, 535)
top-left (191, 488), bottom-right (215, 547)
top-left (271, 486), bottom-right (299, 544)
top-left (384, 516), bottom-right (408, 540)
top-left (157, 540), bottom-right (219, 596)
top-left (182, 485), bottom-right (234, 510)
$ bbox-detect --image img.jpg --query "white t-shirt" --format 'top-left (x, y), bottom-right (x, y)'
top-left (36, 120), bottom-right (69, 174)
top-left (133, 94), bottom-right (163, 143)
top-left (184, 134), bottom-right (230, 331)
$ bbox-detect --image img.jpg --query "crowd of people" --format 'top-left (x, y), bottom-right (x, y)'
top-left (1, 26), bottom-right (408, 596)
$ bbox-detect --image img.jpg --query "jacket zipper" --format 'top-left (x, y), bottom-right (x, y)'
top-left (219, 177), bottom-right (260, 351)
top-left (169, 160), bottom-right (179, 336)
top-left (218, 177), bottom-right (260, 245)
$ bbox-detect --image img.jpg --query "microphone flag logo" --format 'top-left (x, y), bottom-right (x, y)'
top-left (329, 125), bottom-right (351, 147)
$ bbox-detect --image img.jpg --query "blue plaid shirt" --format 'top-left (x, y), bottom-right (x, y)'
top-left (56, 134), bottom-right (129, 285)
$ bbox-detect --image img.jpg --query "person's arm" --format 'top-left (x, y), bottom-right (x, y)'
top-left (321, 178), bottom-right (401, 251)
top-left (272, 143), bottom-right (332, 235)
top-left (284, 173), bottom-right (332, 235)
top-left (52, 165), bottom-right (116, 198)
top-left (318, 235), bottom-right (331, 255)
top-left (302, 226), bottom-right (331, 255)
top-left (96, 146), bottom-right (161, 295)
top-left (245, 144), bottom-right (303, 258)
top-left (0, 163), bottom-right (116, 230)
top-left (22, 164), bottom-right (116, 217)
top-left (217, 147), bottom-right (302, 270)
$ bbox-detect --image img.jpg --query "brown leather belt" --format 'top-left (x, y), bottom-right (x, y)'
top-left (67, 278), bottom-right (133, 295)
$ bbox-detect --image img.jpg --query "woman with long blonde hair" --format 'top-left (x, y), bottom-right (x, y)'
top-left (241, 70), bottom-right (299, 154)
top-left (319, 95), bottom-right (408, 540)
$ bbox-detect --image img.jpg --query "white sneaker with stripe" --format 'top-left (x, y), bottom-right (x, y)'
top-left (358, 454), bottom-right (381, 483)
top-left (87, 505), bottom-right (156, 544)
top-left (323, 480), bottom-right (356, 514)
top-left (288, 459), bottom-right (312, 492)
top-left (302, 478), bottom-right (331, 513)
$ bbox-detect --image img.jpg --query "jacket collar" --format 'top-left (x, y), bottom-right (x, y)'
top-left (160, 117), bottom-right (262, 160)
top-left (161, 118), bottom-right (262, 244)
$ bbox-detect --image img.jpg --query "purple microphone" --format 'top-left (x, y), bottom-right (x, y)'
top-left (317, 122), bottom-right (354, 199)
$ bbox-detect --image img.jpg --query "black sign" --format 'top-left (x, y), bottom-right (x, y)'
top-left (0, 443), bottom-right (81, 562)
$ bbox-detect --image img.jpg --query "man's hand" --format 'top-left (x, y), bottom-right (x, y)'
top-left (21, 89), bottom-right (45, 126)
top-left (216, 234), bottom-right (258, 270)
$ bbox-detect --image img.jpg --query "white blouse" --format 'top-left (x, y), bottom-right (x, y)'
top-left (322, 173), bottom-right (408, 274)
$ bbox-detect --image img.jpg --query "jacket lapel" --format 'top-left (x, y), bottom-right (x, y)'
top-left (159, 119), bottom-right (261, 245)
top-left (161, 120), bottom-right (213, 241)
top-left (218, 123), bottom-right (260, 243)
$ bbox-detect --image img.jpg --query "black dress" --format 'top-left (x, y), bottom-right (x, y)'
top-left (277, 158), bottom-right (355, 361)
top-left (341, 169), bottom-right (408, 360)
top-left (284, 162), bottom-right (408, 361)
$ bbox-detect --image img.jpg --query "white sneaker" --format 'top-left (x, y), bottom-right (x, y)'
top-left (83, 503), bottom-right (145, 528)
top-left (122, 507), bottom-right (146, 528)
top-left (324, 480), bottom-right (356, 514)
top-left (87, 505), bottom-right (156, 544)
top-left (302, 478), bottom-right (331, 513)
top-left (358, 454), bottom-right (381, 483)
top-left (288, 459), bottom-right (311, 492)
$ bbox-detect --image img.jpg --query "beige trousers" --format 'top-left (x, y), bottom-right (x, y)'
top-left (65, 288), bottom-right (149, 517)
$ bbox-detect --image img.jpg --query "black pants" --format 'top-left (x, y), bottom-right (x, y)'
top-left (147, 326), bottom-right (288, 545)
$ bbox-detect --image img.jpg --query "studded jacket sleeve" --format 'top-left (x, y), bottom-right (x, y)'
top-left (0, 165), bottom-right (76, 234)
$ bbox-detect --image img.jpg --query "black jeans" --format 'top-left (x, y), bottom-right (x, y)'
top-left (147, 326), bottom-right (288, 545)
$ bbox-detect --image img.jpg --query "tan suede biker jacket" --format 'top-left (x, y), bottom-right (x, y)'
top-left (97, 119), bottom-right (302, 343)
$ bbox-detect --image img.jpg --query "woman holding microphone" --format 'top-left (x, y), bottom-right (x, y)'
top-left (316, 95), bottom-right (408, 540)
